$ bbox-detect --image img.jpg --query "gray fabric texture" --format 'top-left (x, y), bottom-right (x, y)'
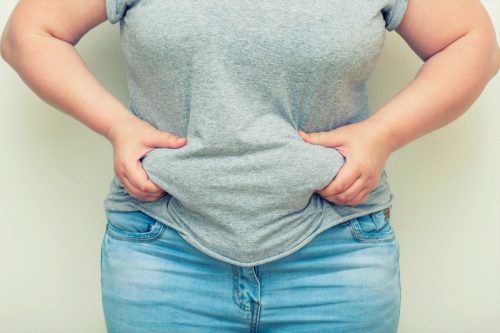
top-left (103, 0), bottom-right (409, 267)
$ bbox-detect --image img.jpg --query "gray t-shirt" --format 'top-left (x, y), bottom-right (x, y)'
top-left (103, 0), bottom-right (408, 267)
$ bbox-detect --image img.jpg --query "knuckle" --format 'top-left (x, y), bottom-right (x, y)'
top-left (340, 193), bottom-right (350, 201)
top-left (334, 184), bottom-right (346, 193)
top-left (337, 193), bottom-right (348, 202)
top-left (138, 184), bottom-right (149, 192)
top-left (115, 157), bottom-right (126, 167)
top-left (358, 160), bottom-right (369, 170)
top-left (367, 173), bottom-right (378, 183)
top-left (114, 164), bottom-right (123, 175)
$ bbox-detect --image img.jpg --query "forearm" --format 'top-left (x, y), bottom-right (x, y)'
top-left (370, 29), bottom-right (500, 153)
top-left (1, 32), bottom-right (136, 140)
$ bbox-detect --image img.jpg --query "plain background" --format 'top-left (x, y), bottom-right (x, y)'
top-left (0, 1), bottom-right (499, 332)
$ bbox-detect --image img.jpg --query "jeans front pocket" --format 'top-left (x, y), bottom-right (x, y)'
top-left (349, 208), bottom-right (395, 243)
top-left (105, 210), bottom-right (166, 242)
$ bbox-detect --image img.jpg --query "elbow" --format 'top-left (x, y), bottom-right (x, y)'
top-left (468, 27), bottom-right (500, 82)
top-left (483, 45), bottom-right (500, 82)
top-left (0, 24), bottom-right (21, 64)
top-left (0, 40), bottom-right (13, 64)
top-left (0, 14), bottom-right (18, 63)
top-left (0, 42), bottom-right (6, 62)
top-left (480, 25), bottom-right (500, 80)
top-left (0, 28), bottom-right (12, 63)
top-left (1, 28), bottom-right (38, 66)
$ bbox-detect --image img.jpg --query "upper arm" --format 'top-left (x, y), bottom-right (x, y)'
top-left (1, 0), bottom-right (108, 48)
top-left (394, 0), bottom-right (499, 62)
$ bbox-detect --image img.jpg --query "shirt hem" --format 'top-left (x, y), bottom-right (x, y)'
top-left (119, 200), bottom-right (393, 268)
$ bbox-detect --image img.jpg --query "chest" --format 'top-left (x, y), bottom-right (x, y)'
top-left (120, 0), bottom-right (387, 73)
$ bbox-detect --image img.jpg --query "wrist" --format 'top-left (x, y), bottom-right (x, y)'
top-left (364, 116), bottom-right (400, 155)
top-left (105, 112), bottom-right (140, 143)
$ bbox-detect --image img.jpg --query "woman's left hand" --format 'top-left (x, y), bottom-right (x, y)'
top-left (298, 118), bottom-right (394, 207)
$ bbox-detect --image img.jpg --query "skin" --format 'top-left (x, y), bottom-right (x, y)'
top-left (1, 0), bottom-right (499, 204)
top-left (0, 0), bottom-right (184, 201)
top-left (301, 0), bottom-right (500, 206)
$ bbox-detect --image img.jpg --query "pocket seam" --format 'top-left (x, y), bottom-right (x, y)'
top-left (105, 220), bottom-right (166, 242)
top-left (348, 210), bottom-right (395, 243)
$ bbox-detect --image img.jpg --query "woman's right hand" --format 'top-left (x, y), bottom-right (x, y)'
top-left (106, 116), bottom-right (187, 202)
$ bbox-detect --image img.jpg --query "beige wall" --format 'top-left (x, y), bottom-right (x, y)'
top-left (0, 1), bottom-right (498, 332)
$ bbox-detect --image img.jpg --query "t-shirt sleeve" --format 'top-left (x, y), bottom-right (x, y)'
top-left (381, 0), bottom-right (409, 31)
top-left (105, 0), bottom-right (139, 24)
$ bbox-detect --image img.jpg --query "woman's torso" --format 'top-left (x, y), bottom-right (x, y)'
top-left (103, 0), bottom-right (405, 266)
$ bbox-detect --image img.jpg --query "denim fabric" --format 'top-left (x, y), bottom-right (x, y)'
top-left (101, 208), bottom-right (401, 332)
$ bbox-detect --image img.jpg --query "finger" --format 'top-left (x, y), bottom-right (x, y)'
top-left (298, 130), bottom-right (343, 148)
top-left (121, 175), bottom-right (164, 201)
top-left (325, 186), bottom-right (367, 206)
top-left (123, 158), bottom-right (164, 193)
top-left (145, 130), bottom-right (187, 149)
top-left (330, 177), bottom-right (366, 202)
top-left (344, 188), bottom-right (369, 207)
top-left (320, 161), bottom-right (360, 196)
top-left (123, 174), bottom-right (167, 201)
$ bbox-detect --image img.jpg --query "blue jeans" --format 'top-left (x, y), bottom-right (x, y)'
top-left (100, 208), bottom-right (401, 333)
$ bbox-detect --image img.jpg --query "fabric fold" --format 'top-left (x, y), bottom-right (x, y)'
top-left (105, 0), bottom-right (140, 24)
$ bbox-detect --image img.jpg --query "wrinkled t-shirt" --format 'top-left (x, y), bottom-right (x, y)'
top-left (103, 0), bottom-right (409, 267)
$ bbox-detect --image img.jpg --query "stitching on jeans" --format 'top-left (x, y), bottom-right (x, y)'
top-left (127, 201), bottom-right (393, 266)
top-left (231, 266), bottom-right (251, 312)
top-left (349, 217), bottom-right (395, 243)
top-left (106, 222), bottom-right (167, 242)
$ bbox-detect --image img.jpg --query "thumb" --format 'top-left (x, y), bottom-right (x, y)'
top-left (147, 130), bottom-right (187, 148)
top-left (298, 129), bottom-right (342, 147)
